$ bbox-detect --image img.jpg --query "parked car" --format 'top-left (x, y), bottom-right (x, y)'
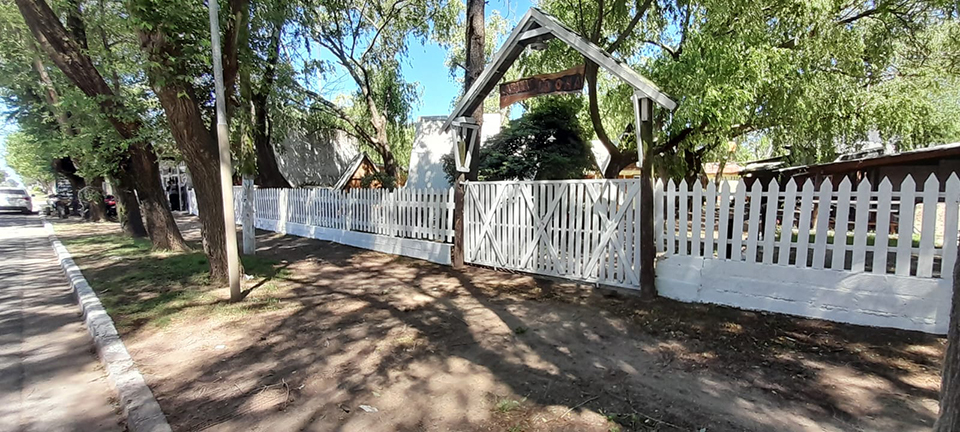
top-left (0, 188), bottom-right (33, 214)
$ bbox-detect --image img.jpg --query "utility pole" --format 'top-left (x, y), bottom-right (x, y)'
top-left (208, 0), bottom-right (242, 301)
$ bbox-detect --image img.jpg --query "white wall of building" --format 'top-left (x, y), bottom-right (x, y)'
top-left (405, 114), bottom-right (501, 189)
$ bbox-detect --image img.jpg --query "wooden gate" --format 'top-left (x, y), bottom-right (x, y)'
top-left (464, 179), bottom-right (641, 288)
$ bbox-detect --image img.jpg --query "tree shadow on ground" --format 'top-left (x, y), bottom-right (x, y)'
top-left (133, 219), bottom-right (945, 432)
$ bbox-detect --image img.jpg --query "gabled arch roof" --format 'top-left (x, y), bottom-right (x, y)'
top-left (443, 7), bottom-right (677, 131)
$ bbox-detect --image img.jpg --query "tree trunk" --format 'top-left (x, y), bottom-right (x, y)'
top-left (251, 90), bottom-right (290, 188)
top-left (453, 0), bottom-right (484, 268)
top-left (463, 0), bottom-right (485, 181)
top-left (252, 121), bottom-right (290, 187)
top-left (246, 13), bottom-right (290, 189)
top-left (86, 176), bottom-right (107, 222)
top-left (936, 244), bottom-right (960, 430)
top-left (122, 143), bottom-right (188, 250)
top-left (111, 176), bottom-right (148, 238)
top-left (151, 82), bottom-right (232, 281)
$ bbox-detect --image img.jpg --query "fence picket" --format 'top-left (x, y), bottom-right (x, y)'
top-left (704, 182), bottom-right (716, 259)
top-left (796, 180), bottom-right (815, 268)
top-left (831, 178), bottom-right (852, 270)
top-left (762, 179), bottom-right (779, 265)
top-left (667, 179), bottom-right (676, 255)
top-left (654, 179), bottom-right (665, 252)
top-left (850, 179), bottom-right (871, 272)
top-left (692, 182), bottom-right (703, 257)
top-left (731, 181), bottom-right (746, 261)
top-left (812, 178), bottom-right (833, 269)
top-left (746, 181), bottom-right (762, 263)
top-left (873, 179), bottom-right (893, 274)
top-left (943, 175), bottom-right (960, 280)
top-left (896, 176), bottom-right (917, 276)
top-left (678, 179), bottom-right (689, 256)
top-left (917, 175), bottom-right (939, 277)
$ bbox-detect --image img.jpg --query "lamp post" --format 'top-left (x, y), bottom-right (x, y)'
top-left (208, 0), bottom-right (242, 301)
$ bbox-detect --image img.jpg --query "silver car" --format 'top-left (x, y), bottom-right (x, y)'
top-left (0, 188), bottom-right (34, 214)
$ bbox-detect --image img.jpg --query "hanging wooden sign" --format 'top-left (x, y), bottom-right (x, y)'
top-left (498, 65), bottom-right (585, 108)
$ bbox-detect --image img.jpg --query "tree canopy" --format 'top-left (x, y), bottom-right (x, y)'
top-left (525, 0), bottom-right (960, 179)
top-left (444, 96), bottom-right (595, 182)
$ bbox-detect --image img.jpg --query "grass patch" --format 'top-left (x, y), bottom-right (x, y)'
top-left (59, 229), bottom-right (289, 334)
top-left (780, 230), bottom-right (923, 248)
top-left (495, 398), bottom-right (524, 413)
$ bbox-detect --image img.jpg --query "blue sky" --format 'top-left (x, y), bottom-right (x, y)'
top-left (402, 0), bottom-right (533, 119)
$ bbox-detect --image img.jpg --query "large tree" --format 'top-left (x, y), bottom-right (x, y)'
top-left (12, 0), bottom-right (184, 246)
top-left (126, 0), bottom-right (248, 280)
top-left (534, 0), bottom-right (960, 179)
top-left (295, 0), bottom-right (458, 180)
top-left (235, 0), bottom-right (292, 188)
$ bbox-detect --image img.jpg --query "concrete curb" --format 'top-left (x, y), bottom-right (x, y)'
top-left (42, 219), bottom-right (173, 432)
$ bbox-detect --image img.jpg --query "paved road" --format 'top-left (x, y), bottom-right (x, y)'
top-left (0, 213), bottom-right (123, 432)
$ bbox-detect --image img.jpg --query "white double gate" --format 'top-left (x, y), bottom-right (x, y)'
top-left (464, 179), bottom-right (642, 288)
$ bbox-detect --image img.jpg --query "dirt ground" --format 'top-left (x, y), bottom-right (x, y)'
top-left (54, 216), bottom-right (945, 432)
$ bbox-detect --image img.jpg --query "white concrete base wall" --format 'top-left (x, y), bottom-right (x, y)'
top-left (254, 219), bottom-right (452, 266)
top-left (657, 255), bottom-right (952, 334)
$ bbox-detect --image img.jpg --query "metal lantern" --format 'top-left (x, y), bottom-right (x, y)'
top-left (452, 117), bottom-right (480, 173)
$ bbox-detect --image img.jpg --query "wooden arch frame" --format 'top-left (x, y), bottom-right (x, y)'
top-left (443, 7), bottom-right (677, 166)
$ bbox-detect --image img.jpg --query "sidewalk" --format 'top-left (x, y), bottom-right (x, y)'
top-left (0, 213), bottom-right (123, 432)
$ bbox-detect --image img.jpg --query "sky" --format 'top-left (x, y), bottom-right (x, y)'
top-left (401, 0), bottom-right (534, 119)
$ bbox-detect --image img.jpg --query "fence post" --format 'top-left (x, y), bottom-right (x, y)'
top-left (635, 96), bottom-right (657, 299)
top-left (279, 188), bottom-right (289, 234)
top-left (241, 175), bottom-right (256, 255)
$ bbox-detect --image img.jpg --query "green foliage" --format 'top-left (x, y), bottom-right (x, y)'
top-left (443, 97), bottom-right (596, 182)
top-left (359, 172), bottom-right (397, 189)
top-left (532, 0), bottom-right (960, 178)
top-left (293, 0), bottom-right (460, 175)
top-left (2, 132), bottom-right (54, 186)
top-left (0, 0), bottom-right (175, 183)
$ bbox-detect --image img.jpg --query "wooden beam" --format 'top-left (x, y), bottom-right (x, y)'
top-left (442, 10), bottom-right (536, 131)
top-left (519, 26), bottom-right (554, 42)
top-left (444, 7), bottom-right (678, 132)
top-left (530, 8), bottom-right (676, 110)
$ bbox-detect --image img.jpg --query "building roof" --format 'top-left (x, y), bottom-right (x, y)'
top-left (742, 142), bottom-right (960, 179)
top-left (333, 152), bottom-right (378, 190)
top-left (443, 7), bottom-right (676, 131)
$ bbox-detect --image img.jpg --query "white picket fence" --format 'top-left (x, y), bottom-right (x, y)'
top-left (187, 187), bottom-right (455, 243)
top-left (656, 174), bottom-right (960, 279)
top-left (249, 187), bottom-right (455, 242)
top-left (183, 174), bottom-right (957, 333)
top-left (464, 179), bottom-right (641, 288)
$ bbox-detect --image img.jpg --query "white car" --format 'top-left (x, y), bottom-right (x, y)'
top-left (0, 188), bottom-right (34, 214)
